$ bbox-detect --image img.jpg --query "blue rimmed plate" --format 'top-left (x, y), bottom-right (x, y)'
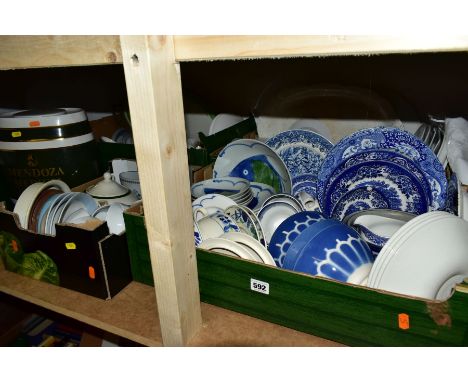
top-left (213, 139), bottom-right (292, 194)
top-left (317, 127), bottom-right (447, 211)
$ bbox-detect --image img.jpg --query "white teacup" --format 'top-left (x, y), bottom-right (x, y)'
top-left (194, 212), bottom-right (240, 243)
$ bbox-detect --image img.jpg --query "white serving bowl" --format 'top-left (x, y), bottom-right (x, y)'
top-left (368, 211), bottom-right (468, 300)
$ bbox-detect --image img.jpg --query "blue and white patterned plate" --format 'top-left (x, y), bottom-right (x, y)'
top-left (323, 161), bottom-right (430, 219)
top-left (266, 129), bottom-right (332, 193)
top-left (330, 187), bottom-right (389, 221)
top-left (213, 139), bottom-right (292, 194)
top-left (268, 211), bottom-right (324, 267)
top-left (317, 127), bottom-right (447, 211)
top-left (292, 174), bottom-right (318, 199)
top-left (318, 150), bottom-right (432, 210)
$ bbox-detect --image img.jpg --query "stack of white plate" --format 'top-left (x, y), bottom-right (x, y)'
top-left (191, 177), bottom-right (253, 207)
top-left (43, 192), bottom-right (99, 235)
top-left (367, 211), bottom-right (468, 300)
top-left (199, 232), bottom-right (276, 266)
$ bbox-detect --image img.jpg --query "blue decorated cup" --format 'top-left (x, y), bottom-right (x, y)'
top-left (282, 219), bottom-right (374, 285)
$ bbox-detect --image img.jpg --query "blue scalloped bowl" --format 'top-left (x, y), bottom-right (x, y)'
top-left (268, 211), bottom-right (325, 267)
top-left (283, 219), bottom-right (374, 284)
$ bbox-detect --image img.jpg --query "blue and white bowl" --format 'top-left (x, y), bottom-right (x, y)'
top-left (268, 211), bottom-right (325, 267)
top-left (282, 219), bottom-right (374, 285)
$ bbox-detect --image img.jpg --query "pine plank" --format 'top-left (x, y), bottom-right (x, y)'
top-left (120, 35), bottom-right (202, 346)
top-left (0, 36), bottom-right (122, 70)
top-left (173, 35), bottom-right (468, 61)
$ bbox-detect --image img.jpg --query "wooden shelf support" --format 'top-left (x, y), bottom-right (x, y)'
top-left (120, 35), bottom-right (202, 346)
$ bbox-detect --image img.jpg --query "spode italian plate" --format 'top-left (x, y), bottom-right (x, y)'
top-left (330, 187), bottom-right (389, 221)
top-left (317, 127), bottom-right (447, 210)
top-left (323, 161), bottom-right (429, 218)
top-left (317, 149), bottom-right (436, 211)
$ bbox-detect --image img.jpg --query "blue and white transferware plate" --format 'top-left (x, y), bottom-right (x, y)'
top-left (213, 139), bottom-right (292, 194)
top-left (317, 127), bottom-right (447, 211)
top-left (330, 187), bottom-right (389, 221)
top-left (318, 150), bottom-right (432, 210)
top-left (266, 129), bottom-right (332, 192)
top-left (292, 174), bottom-right (317, 199)
top-left (268, 211), bottom-right (324, 267)
top-left (323, 161), bottom-right (429, 219)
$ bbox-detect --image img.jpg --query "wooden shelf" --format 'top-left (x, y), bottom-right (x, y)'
top-left (0, 266), bottom-right (162, 346)
top-left (2, 36), bottom-right (468, 70)
top-left (0, 266), bottom-right (341, 346)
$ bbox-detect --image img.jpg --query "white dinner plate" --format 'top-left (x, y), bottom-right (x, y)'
top-left (221, 232), bottom-right (276, 266)
top-left (199, 238), bottom-right (259, 262)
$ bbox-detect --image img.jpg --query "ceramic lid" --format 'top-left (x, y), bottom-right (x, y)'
top-left (86, 172), bottom-right (131, 198)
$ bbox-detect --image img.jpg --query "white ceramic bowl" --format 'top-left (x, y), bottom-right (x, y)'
top-left (208, 114), bottom-right (244, 136)
top-left (368, 211), bottom-right (468, 300)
